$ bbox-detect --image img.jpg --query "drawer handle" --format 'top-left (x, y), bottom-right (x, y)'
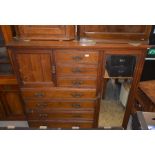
top-left (119, 59), bottom-right (126, 62)
top-left (36, 103), bottom-right (48, 108)
top-left (72, 115), bottom-right (82, 118)
top-left (39, 114), bottom-right (48, 118)
top-left (72, 56), bottom-right (83, 61)
top-left (118, 70), bottom-right (124, 73)
top-left (71, 93), bottom-right (83, 98)
top-left (72, 103), bottom-right (81, 108)
top-left (34, 92), bottom-right (45, 97)
top-left (72, 80), bottom-right (84, 86)
top-left (134, 102), bottom-right (144, 111)
top-left (72, 68), bottom-right (84, 73)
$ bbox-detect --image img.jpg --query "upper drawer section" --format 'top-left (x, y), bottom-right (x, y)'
top-left (55, 50), bottom-right (99, 65)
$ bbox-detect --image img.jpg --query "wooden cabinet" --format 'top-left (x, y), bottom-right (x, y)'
top-left (12, 49), bottom-right (55, 87)
top-left (79, 25), bottom-right (151, 42)
top-left (0, 84), bottom-right (25, 120)
top-left (15, 25), bottom-right (75, 41)
top-left (0, 26), bottom-right (25, 121)
top-left (8, 43), bottom-right (146, 129)
top-left (10, 47), bottom-right (99, 129)
top-left (132, 80), bottom-right (155, 114)
top-left (0, 26), bottom-right (14, 75)
top-left (6, 25), bottom-right (150, 129)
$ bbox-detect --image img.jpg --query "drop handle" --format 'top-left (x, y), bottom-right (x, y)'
top-left (72, 103), bottom-right (81, 108)
top-left (71, 93), bottom-right (84, 98)
top-left (72, 80), bottom-right (84, 86)
top-left (34, 92), bottom-right (45, 97)
top-left (72, 56), bottom-right (83, 61)
top-left (39, 114), bottom-right (48, 118)
top-left (71, 68), bottom-right (84, 73)
top-left (36, 103), bottom-right (48, 108)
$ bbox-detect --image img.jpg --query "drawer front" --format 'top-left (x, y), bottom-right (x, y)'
top-left (55, 50), bottom-right (99, 64)
top-left (25, 101), bottom-right (96, 110)
top-left (21, 88), bottom-right (96, 99)
top-left (57, 77), bottom-right (97, 88)
top-left (56, 64), bottom-right (98, 76)
top-left (27, 111), bottom-right (94, 120)
top-left (110, 55), bottom-right (136, 66)
top-left (0, 85), bottom-right (19, 92)
top-left (132, 89), bottom-right (151, 113)
top-left (28, 120), bottom-right (94, 129)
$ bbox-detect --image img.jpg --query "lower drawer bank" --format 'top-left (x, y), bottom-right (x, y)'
top-left (28, 120), bottom-right (94, 129)
top-left (20, 88), bottom-right (98, 129)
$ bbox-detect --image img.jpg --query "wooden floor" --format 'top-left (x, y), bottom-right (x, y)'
top-left (99, 100), bottom-right (125, 127)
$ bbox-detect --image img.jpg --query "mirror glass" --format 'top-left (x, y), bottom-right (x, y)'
top-left (99, 54), bottom-right (136, 127)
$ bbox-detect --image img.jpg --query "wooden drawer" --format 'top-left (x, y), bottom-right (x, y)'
top-left (21, 88), bottom-right (96, 99)
top-left (25, 100), bottom-right (96, 111)
top-left (0, 85), bottom-right (19, 92)
top-left (55, 50), bottom-right (99, 64)
top-left (133, 89), bottom-right (154, 113)
top-left (57, 77), bottom-right (97, 88)
top-left (28, 120), bottom-right (94, 129)
top-left (56, 64), bottom-right (98, 76)
top-left (27, 111), bottom-right (94, 120)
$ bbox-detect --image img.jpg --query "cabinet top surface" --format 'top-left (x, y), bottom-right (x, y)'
top-left (139, 80), bottom-right (155, 104)
top-left (7, 40), bottom-right (150, 49)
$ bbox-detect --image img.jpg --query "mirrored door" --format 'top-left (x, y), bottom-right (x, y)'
top-left (99, 53), bottom-right (137, 127)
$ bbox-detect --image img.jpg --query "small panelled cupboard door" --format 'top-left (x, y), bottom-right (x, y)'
top-left (0, 91), bottom-right (25, 120)
top-left (13, 49), bottom-right (55, 87)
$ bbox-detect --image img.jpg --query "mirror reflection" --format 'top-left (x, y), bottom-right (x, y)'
top-left (99, 54), bottom-right (136, 127)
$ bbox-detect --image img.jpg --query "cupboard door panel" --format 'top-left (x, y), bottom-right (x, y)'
top-left (4, 92), bottom-right (24, 115)
top-left (14, 50), bottom-right (55, 87)
top-left (0, 90), bottom-right (25, 120)
top-left (16, 25), bottom-right (75, 40)
top-left (79, 25), bottom-right (151, 41)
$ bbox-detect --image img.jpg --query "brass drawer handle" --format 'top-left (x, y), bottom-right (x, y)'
top-left (36, 103), bottom-right (48, 108)
top-left (71, 68), bottom-right (84, 73)
top-left (72, 115), bottom-right (82, 118)
top-left (72, 80), bottom-right (84, 86)
top-left (71, 93), bottom-right (83, 98)
top-left (72, 103), bottom-right (81, 108)
top-left (34, 92), bottom-right (45, 97)
top-left (72, 56), bottom-right (83, 61)
top-left (39, 114), bottom-right (48, 118)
